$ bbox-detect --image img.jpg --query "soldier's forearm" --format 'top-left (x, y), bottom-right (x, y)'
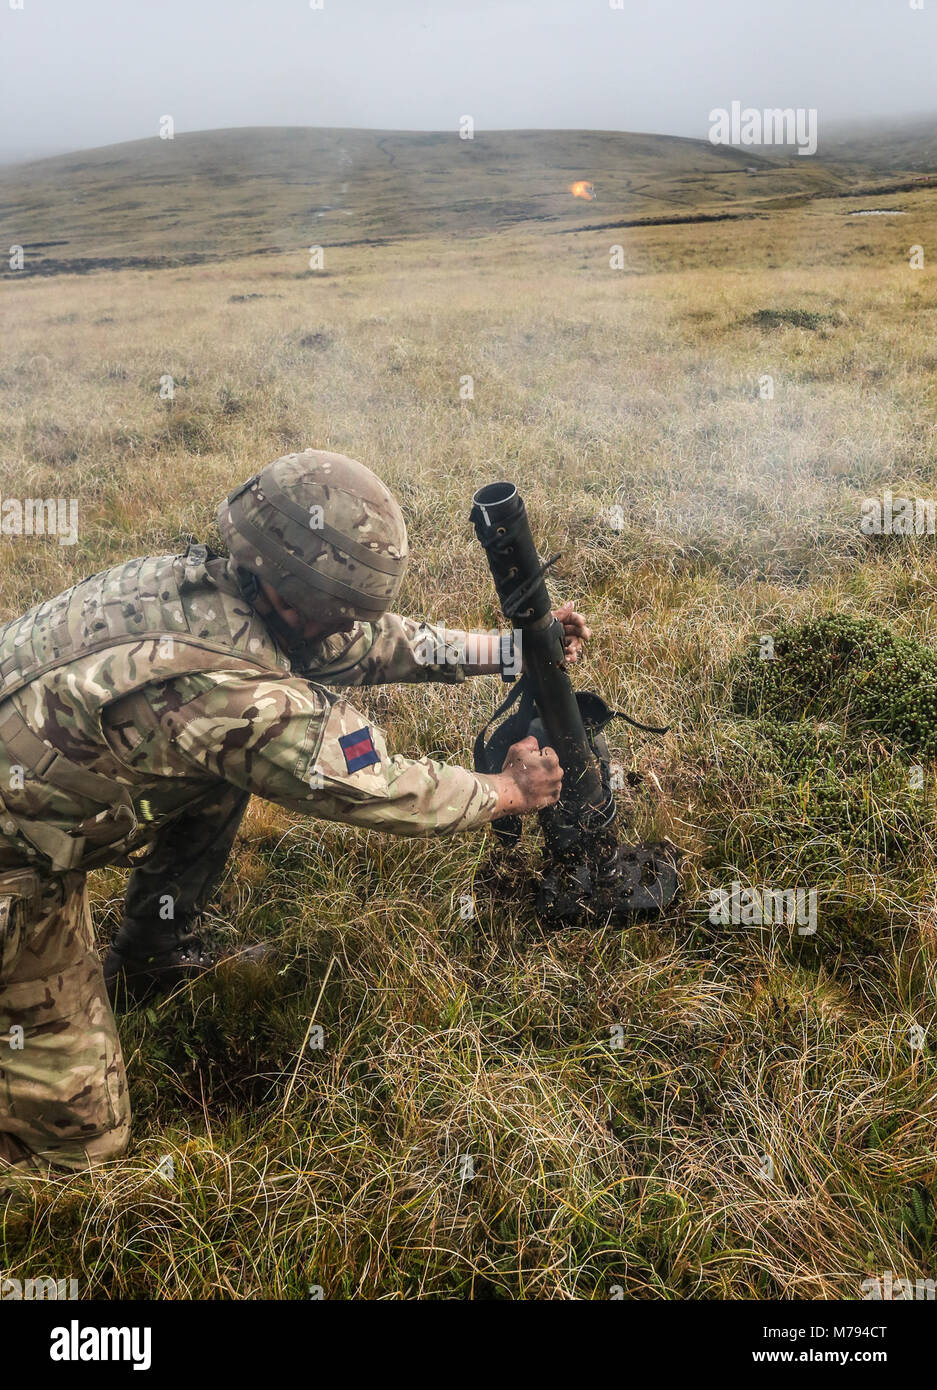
top-left (489, 771), bottom-right (528, 816)
top-left (276, 763), bottom-right (502, 837)
top-left (456, 630), bottom-right (502, 676)
top-left (343, 618), bottom-right (514, 682)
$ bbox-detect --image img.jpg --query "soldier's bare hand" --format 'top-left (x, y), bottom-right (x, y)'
top-left (495, 736), bottom-right (564, 816)
top-left (553, 601), bottom-right (592, 664)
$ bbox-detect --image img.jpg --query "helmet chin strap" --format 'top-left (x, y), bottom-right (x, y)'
top-left (234, 566), bottom-right (261, 604)
top-left (263, 606), bottom-right (306, 652)
top-left (235, 566), bottom-right (309, 655)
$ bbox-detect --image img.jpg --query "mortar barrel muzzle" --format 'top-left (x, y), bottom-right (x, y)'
top-left (471, 482), bottom-right (520, 529)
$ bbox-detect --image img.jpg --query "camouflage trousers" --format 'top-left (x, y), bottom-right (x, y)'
top-left (0, 870), bottom-right (130, 1173)
top-left (0, 783), bottom-right (250, 1175)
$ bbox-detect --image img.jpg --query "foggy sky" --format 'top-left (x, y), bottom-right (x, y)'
top-left (1, 0), bottom-right (934, 164)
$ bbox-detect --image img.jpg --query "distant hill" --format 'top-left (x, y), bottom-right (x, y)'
top-left (0, 125), bottom-right (926, 276)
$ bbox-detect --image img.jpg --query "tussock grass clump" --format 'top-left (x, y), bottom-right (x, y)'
top-left (732, 613), bottom-right (937, 757)
top-left (699, 617), bottom-right (937, 959)
top-left (705, 717), bottom-right (919, 866)
top-left (748, 307), bottom-right (841, 332)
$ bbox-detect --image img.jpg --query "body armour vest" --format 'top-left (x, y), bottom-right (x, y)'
top-left (0, 545), bottom-right (289, 871)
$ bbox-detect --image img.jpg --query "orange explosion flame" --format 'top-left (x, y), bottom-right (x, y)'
top-left (569, 180), bottom-right (596, 201)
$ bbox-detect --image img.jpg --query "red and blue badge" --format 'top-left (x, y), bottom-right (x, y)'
top-left (339, 726), bottom-right (380, 773)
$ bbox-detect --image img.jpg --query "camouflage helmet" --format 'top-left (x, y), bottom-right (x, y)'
top-left (217, 449), bottom-right (409, 622)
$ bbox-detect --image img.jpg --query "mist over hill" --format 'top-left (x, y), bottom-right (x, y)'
top-left (821, 113), bottom-right (937, 171)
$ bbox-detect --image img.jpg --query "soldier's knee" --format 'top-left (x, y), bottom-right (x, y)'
top-left (0, 1120), bottom-right (131, 1176)
top-left (40, 1118), bottom-right (131, 1172)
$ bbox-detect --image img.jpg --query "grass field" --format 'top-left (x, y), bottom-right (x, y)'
top-left (2, 128), bottom-right (937, 1298)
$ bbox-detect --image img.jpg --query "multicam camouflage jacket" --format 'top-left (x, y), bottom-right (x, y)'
top-left (0, 545), bottom-right (500, 874)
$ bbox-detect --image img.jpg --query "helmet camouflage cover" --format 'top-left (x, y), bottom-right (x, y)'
top-left (217, 449), bottom-right (409, 623)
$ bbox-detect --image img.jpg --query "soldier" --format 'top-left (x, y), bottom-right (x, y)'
top-left (0, 450), bottom-right (588, 1176)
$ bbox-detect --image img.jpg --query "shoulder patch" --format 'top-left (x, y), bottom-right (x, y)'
top-left (338, 726), bottom-right (380, 772)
